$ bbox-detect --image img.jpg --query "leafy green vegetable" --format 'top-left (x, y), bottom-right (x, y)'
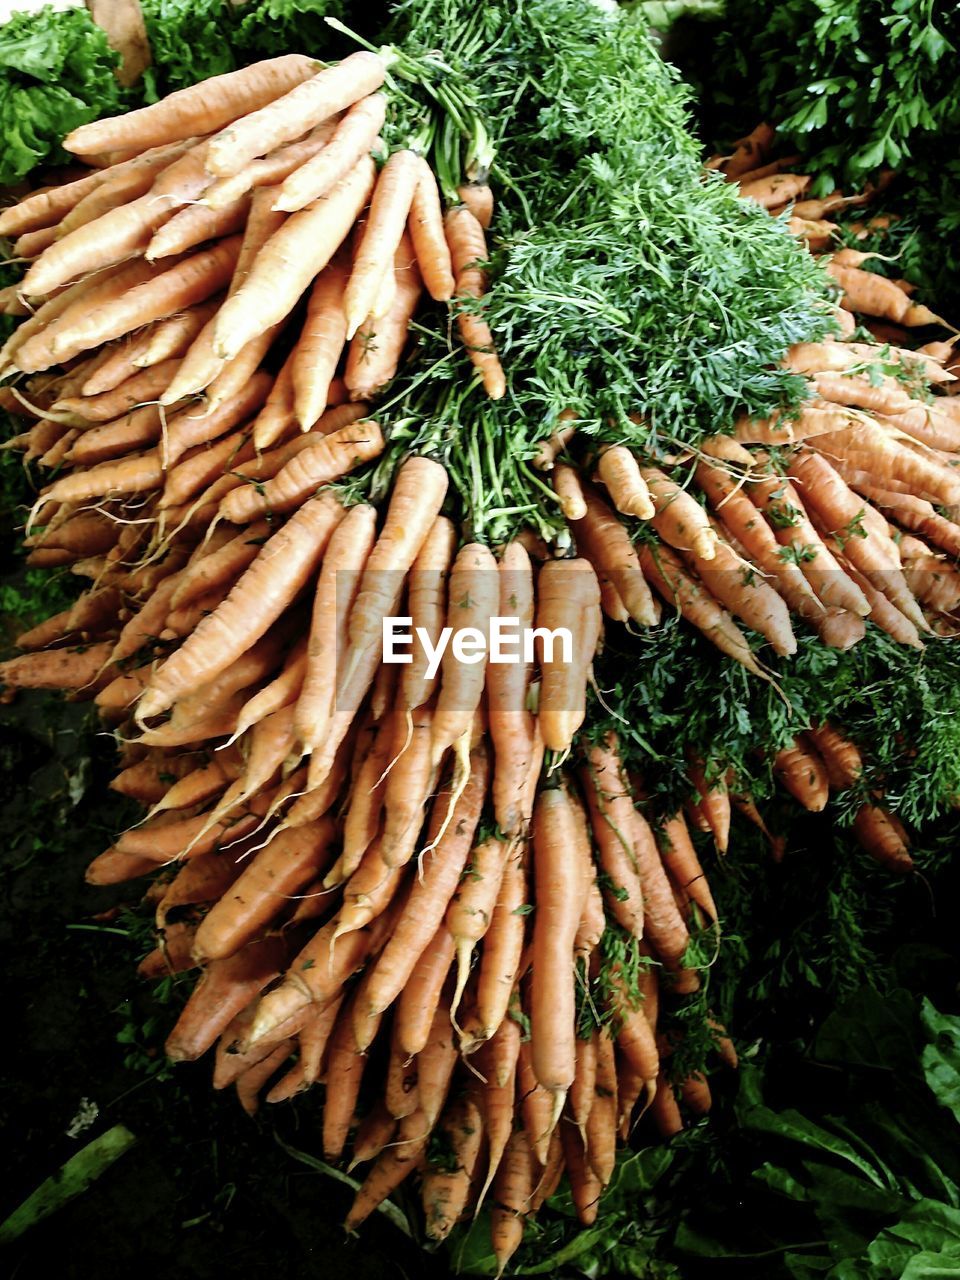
top-left (0, 6), bottom-right (121, 184)
top-left (683, 0), bottom-right (960, 316)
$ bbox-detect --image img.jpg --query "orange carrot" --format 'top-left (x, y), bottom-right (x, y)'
top-left (573, 485), bottom-right (660, 627)
top-left (274, 92), bottom-right (387, 213)
top-left (408, 156), bottom-right (454, 301)
top-left (445, 205), bottom-right (505, 398)
top-left (431, 543), bottom-right (500, 766)
top-left (530, 787), bottom-right (585, 1120)
top-left (291, 254), bottom-right (350, 429)
top-left (491, 1129), bottom-right (536, 1276)
top-left (344, 233), bottom-right (423, 399)
top-left (206, 53), bottom-right (386, 179)
top-left (165, 934), bottom-right (292, 1062)
top-left (536, 558), bottom-right (602, 751)
top-left (773, 736), bottom-right (830, 811)
top-left (422, 1095), bottom-right (484, 1242)
top-left (361, 744), bottom-right (490, 1022)
top-left (137, 493), bottom-right (343, 720)
top-left (193, 818), bottom-right (336, 961)
top-left (213, 157), bottom-right (376, 361)
top-left (396, 924), bottom-right (456, 1059)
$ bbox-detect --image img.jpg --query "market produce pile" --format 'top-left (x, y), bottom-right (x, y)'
top-left (2, 0), bottom-right (960, 1273)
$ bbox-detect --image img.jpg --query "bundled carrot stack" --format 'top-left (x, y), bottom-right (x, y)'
top-left (0, 67), bottom-right (955, 1266)
top-left (0, 50), bottom-right (504, 549)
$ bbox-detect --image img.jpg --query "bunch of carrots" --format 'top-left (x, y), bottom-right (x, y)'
top-left (1, 60), bottom-right (958, 1265)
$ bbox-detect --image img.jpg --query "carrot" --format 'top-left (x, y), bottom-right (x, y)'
top-left (446, 836), bottom-right (512, 1019)
top-left (214, 157), bottom-right (376, 361)
top-left (206, 53), bottom-right (385, 179)
top-left (402, 156), bottom-right (455, 302)
top-left (789, 451), bottom-right (927, 633)
top-left (85, 845), bottom-right (165, 885)
top-left (530, 786), bottom-right (585, 1125)
top-left (491, 1129), bottom-right (536, 1277)
top-left (535, 558), bottom-right (602, 751)
top-left (27, 236), bottom-right (242, 372)
top-left (597, 447), bottom-right (655, 519)
top-left (138, 922), bottom-right (199, 980)
top-left (533, 415), bottom-right (577, 470)
top-left (323, 998), bottom-right (373, 1160)
top-left (171, 522), bottom-right (269, 611)
top-left (417, 996), bottom-right (459, 1128)
top-left (573, 485), bottom-right (660, 626)
top-left (815, 418), bottom-right (960, 507)
top-left (686, 756), bottom-right (731, 855)
top-left (362, 744), bottom-right (490, 1023)
top-left (487, 540), bottom-right (538, 835)
top-left (580, 759), bottom-right (644, 939)
top-left (300, 998), bottom-right (344, 1086)
top-left (344, 234), bottom-right (423, 400)
top-left (291, 254), bottom-right (349, 429)
top-left (401, 516), bottom-right (458, 717)
top-left (738, 172), bottom-right (810, 208)
top-left (144, 747), bottom-right (242, 821)
top-left (165, 934), bottom-right (292, 1062)
top-left (456, 183), bottom-right (494, 230)
top-left (853, 803), bottom-right (913, 873)
top-left (445, 205), bottom-right (506, 398)
top-left (341, 150), bottom-right (420, 338)
top-left (15, 586), bottom-right (121, 652)
top-left (685, 530), bottom-right (798, 655)
top-left (641, 465), bottom-right (717, 560)
top-left (193, 819), bottom-right (335, 962)
top-left (67, 55), bottom-right (318, 156)
top-left (28, 513), bottom-right (116, 559)
top-left (723, 123), bottom-right (776, 178)
top-left (431, 543), bottom-right (500, 767)
top-left (585, 1029), bottom-right (618, 1186)
top-left (395, 924), bottom-right (456, 1059)
top-left (137, 493), bottom-right (343, 720)
top-left (146, 193), bottom-right (251, 261)
top-left (570, 1030), bottom-right (598, 1141)
top-left (773, 737), bottom-right (830, 812)
top-left (290, 502), bottom-right (377, 760)
top-left (469, 854), bottom-right (528, 1050)
top-left (745, 471), bottom-right (871, 617)
top-left (694, 454), bottom-right (824, 624)
top-left (0, 641), bottom-right (113, 692)
top-left (213, 1003), bottom-right (306, 1089)
top-left (381, 1028), bottom-right (420, 1124)
top-left (344, 1108), bottom-right (432, 1231)
top-left (594, 734), bottom-right (690, 962)
top-left (57, 147), bottom-right (191, 238)
top-left (327, 718), bottom-right (392, 886)
top-left (52, 360), bottom-right (181, 424)
top-left (200, 119), bottom-right (338, 211)
top-left (557, 1121), bottom-right (602, 1228)
top-left (9, 262), bottom-right (158, 374)
top-left (349, 1102), bottom-right (397, 1170)
top-left (274, 92), bottom-right (387, 213)
top-left (807, 722), bottom-right (863, 790)
top-left (340, 455), bottom-right (449, 693)
top-left (136, 297), bottom-right (223, 372)
top-left (639, 541), bottom-right (769, 676)
top-left (0, 167), bottom-right (112, 237)
top-left (156, 845), bottom-right (245, 927)
top-left (219, 418), bottom-right (383, 523)
top-left (422, 1095), bottom-right (484, 1242)
top-left (827, 262), bottom-right (916, 323)
top-left (656, 813), bottom-right (717, 920)
top-left (333, 837), bottom-right (403, 945)
top-left (20, 146), bottom-right (214, 300)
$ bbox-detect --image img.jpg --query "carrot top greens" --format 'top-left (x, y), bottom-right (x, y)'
top-left (351, 0), bottom-right (834, 537)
